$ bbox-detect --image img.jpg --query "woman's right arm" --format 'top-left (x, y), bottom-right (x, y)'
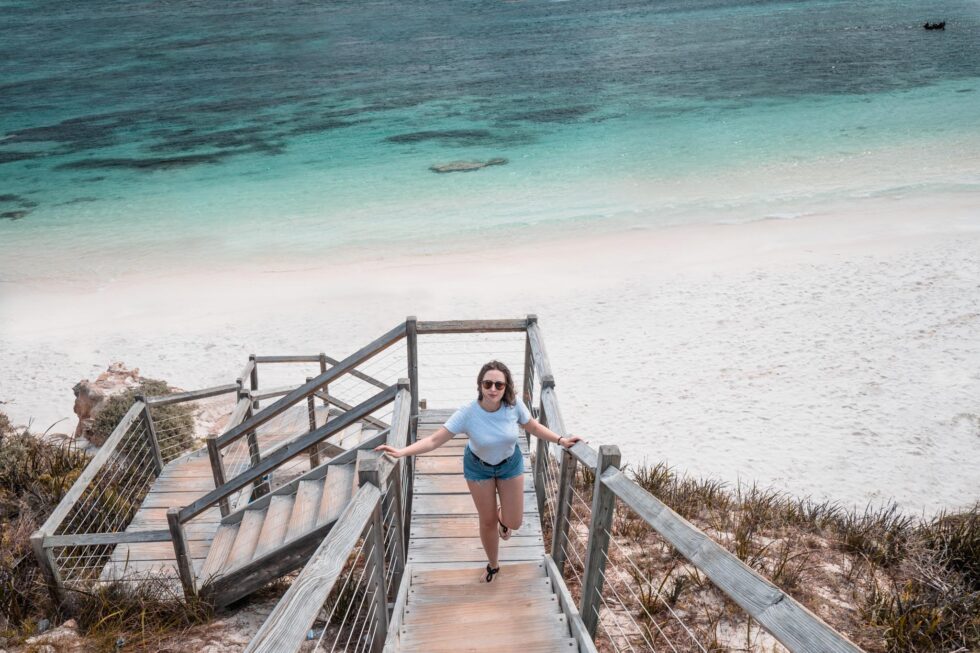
top-left (375, 426), bottom-right (455, 458)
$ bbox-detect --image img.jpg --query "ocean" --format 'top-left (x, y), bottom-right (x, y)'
top-left (1, 0), bottom-right (979, 281)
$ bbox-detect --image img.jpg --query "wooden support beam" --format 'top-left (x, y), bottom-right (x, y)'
top-left (522, 314), bottom-right (536, 411)
top-left (207, 436), bottom-right (231, 517)
top-left (138, 397), bottom-right (164, 472)
top-left (30, 530), bottom-right (65, 606)
top-left (322, 354), bottom-right (389, 390)
top-left (314, 391), bottom-right (390, 430)
top-left (42, 529), bottom-right (172, 547)
top-left (580, 445), bottom-right (620, 638)
top-left (306, 377), bottom-right (320, 468)
top-left (551, 448), bottom-right (576, 576)
top-left (249, 354), bottom-right (259, 410)
top-left (526, 320), bottom-right (554, 388)
top-left (382, 564), bottom-right (412, 653)
top-left (358, 452), bottom-right (390, 653)
top-left (167, 508), bottom-right (197, 598)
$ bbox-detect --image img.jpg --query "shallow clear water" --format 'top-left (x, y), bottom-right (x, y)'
top-left (1, 0), bottom-right (979, 280)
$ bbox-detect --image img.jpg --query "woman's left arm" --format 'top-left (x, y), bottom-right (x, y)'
top-left (523, 418), bottom-right (584, 448)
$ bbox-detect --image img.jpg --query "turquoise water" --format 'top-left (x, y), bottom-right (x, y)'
top-left (1, 0), bottom-right (979, 280)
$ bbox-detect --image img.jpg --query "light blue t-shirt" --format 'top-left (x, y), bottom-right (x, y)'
top-left (444, 399), bottom-right (532, 465)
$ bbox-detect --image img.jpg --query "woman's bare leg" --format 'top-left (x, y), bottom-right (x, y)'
top-left (467, 479), bottom-right (500, 569)
top-left (496, 474), bottom-right (525, 533)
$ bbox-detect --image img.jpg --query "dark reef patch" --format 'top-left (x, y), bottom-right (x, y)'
top-left (59, 197), bottom-right (98, 206)
top-left (146, 125), bottom-right (271, 153)
top-left (385, 129), bottom-right (494, 145)
top-left (0, 151), bottom-right (39, 164)
top-left (287, 118), bottom-right (363, 136)
top-left (1, 210), bottom-right (29, 220)
top-left (0, 194), bottom-right (24, 203)
top-left (56, 152), bottom-right (228, 171)
top-left (503, 105), bottom-right (593, 123)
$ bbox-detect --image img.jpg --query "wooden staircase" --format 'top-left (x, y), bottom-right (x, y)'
top-left (199, 461), bottom-right (357, 606)
top-left (387, 560), bottom-right (579, 652)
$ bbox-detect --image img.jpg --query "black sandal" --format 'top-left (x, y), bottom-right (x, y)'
top-left (485, 563), bottom-right (500, 583)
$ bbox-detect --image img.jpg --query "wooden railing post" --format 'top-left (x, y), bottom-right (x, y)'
top-left (30, 530), bottom-right (65, 606)
top-left (249, 354), bottom-right (259, 410)
top-left (533, 435), bottom-right (548, 521)
top-left (306, 377), bottom-right (320, 468)
top-left (552, 447), bottom-right (576, 576)
top-left (387, 462), bottom-right (407, 596)
top-left (207, 435), bottom-right (231, 516)
top-left (136, 397), bottom-right (164, 473)
top-left (358, 453), bottom-right (389, 653)
top-left (167, 508), bottom-right (197, 598)
top-left (319, 353), bottom-right (329, 406)
top-left (580, 445), bottom-right (621, 638)
top-left (405, 316), bottom-right (419, 444)
top-left (523, 314), bottom-right (536, 413)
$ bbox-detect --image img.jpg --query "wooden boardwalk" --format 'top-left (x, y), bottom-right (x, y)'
top-left (407, 409), bottom-right (544, 571)
top-left (103, 405), bottom-right (368, 582)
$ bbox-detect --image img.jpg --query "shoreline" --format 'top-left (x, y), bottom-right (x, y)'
top-left (1, 192), bottom-right (979, 514)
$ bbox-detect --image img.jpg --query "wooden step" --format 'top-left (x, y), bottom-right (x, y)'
top-left (198, 523), bottom-right (239, 581)
top-left (318, 464), bottom-right (355, 526)
top-left (403, 595), bottom-right (560, 622)
top-left (223, 508), bottom-right (266, 571)
top-left (285, 478), bottom-right (324, 541)
top-left (409, 561), bottom-right (544, 585)
top-left (399, 638), bottom-right (577, 653)
top-left (407, 579), bottom-right (554, 604)
top-left (253, 495), bottom-right (294, 559)
top-left (399, 615), bottom-right (569, 648)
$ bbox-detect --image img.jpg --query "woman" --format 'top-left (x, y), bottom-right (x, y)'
top-left (375, 360), bottom-right (583, 582)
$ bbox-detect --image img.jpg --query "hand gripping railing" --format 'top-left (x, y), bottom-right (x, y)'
top-left (525, 321), bottom-right (864, 653)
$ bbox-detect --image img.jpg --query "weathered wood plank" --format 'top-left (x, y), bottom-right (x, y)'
top-left (409, 515), bottom-right (542, 538)
top-left (416, 319), bottom-right (528, 334)
top-left (580, 445), bottom-right (620, 638)
top-left (382, 563), bottom-right (412, 653)
top-left (413, 474), bottom-right (533, 494)
top-left (244, 485), bottom-right (380, 653)
top-left (407, 538), bottom-right (544, 564)
top-left (253, 355), bottom-right (322, 363)
top-left (411, 492), bottom-right (537, 516)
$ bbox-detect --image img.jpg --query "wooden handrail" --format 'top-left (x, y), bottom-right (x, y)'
top-left (253, 355), bottom-right (324, 363)
top-left (42, 529), bottom-right (172, 548)
top-left (181, 384), bottom-right (397, 523)
top-left (416, 318), bottom-right (529, 334)
top-left (145, 383), bottom-right (240, 406)
top-left (602, 470), bottom-right (863, 652)
top-left (217, 323), bottom-right (406, 449)
top-left (244, 483), bottom-right (381, 653)
top-left (38, 401), bottom-right (146, 536)
top-left (526, 320), bottom-right (554, 388)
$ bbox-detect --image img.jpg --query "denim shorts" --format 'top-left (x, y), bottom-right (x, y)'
top-left (463, 445), bottom-right (524, 482)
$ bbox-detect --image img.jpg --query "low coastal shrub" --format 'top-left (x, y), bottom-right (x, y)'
top-left (0, 413), bottom-right (89, 633)
top-left (90, 378), bottom-right (195, 460)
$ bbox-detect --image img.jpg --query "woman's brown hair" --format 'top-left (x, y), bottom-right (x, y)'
top-left (477, 360), bottom-right (516, 406)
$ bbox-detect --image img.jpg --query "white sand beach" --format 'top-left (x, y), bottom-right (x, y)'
top-left (1, 190), bottom-right (978, 515)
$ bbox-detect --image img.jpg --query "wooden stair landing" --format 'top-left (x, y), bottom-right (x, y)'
top-left (407, 409), bottom-right (544, 569)
top-left (392, 560), bottom-right (576, 652)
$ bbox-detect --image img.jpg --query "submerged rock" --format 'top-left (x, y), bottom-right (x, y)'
top-left (429, 158), bottom-right (508, 174)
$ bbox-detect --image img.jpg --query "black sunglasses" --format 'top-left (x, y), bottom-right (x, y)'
top-left (481, 380), bottom-right (506, 390)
